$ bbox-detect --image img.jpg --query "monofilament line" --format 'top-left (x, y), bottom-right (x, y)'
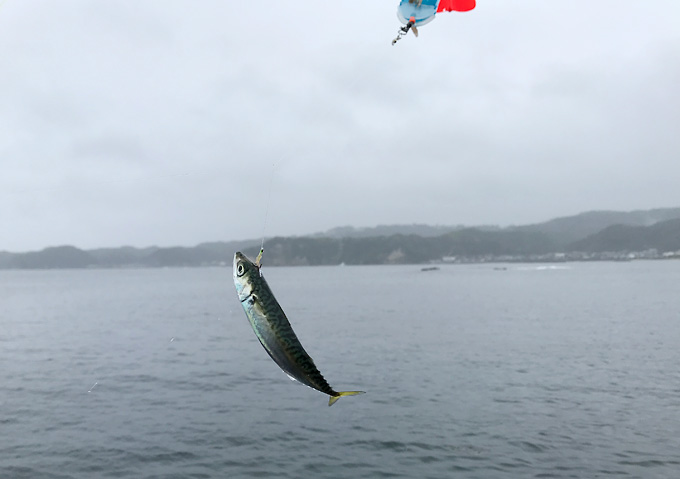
top-left (258, 161), bottom-right (279, 264)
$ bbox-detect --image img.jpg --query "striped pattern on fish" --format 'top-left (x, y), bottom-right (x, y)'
top-left (233, 252), bottom-right (364, 406)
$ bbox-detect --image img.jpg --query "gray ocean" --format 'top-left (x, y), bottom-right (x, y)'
top-left (2, 261), bottom-right (680, 478)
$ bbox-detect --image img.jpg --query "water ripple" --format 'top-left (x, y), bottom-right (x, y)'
top-left (3, 265), bottom-right (680, 478)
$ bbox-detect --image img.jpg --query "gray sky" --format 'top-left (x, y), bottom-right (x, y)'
top-left (1, 1), bottom-right (679, 251)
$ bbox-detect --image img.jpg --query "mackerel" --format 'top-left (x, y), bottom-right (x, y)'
top-left (233, 251), bottom-right (364, 406)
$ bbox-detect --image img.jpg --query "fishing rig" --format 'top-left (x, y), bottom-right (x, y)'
top-left (392, 19), bottom-right (418, 45)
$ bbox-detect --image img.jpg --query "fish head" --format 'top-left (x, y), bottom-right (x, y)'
top-left (233, 251), bottom-right (259, 301)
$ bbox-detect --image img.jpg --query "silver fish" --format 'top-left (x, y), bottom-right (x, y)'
top-left (233, 251), bottom-right (364, 406)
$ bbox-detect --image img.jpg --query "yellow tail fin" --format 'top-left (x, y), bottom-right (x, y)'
top-left (328, 390), bottom-right (365, 407)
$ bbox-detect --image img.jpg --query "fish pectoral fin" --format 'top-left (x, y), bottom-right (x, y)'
top-left (249, 295), bottom-right (266, 315)
top-left (328, 390), bottom-right (365, 407)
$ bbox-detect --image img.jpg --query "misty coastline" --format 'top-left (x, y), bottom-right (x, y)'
top-left (2, 208), bottom-right (680, 269)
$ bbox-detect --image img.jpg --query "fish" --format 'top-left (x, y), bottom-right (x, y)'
top-left (233, 251), bottom-right (365, 406)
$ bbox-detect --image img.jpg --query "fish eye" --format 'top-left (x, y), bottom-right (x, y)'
top-left (237, 263), bottom-right (245, 276)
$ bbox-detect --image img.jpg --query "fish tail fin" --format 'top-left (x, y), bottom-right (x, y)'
top-left (328, 390), bottom-right (365, 407)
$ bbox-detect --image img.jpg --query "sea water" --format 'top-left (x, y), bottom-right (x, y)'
top-left (1, 261), bottom-right (680, 478)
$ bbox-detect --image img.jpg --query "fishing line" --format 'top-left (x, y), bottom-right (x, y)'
top-left (261, 164), bottom-right (277, 246)
top-left (251, 40), bottom-right (386, 267)
top-left (256, 162), bottom-right (276, 266)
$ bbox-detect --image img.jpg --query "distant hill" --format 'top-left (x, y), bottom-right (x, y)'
top-left (138, 241), bottom-right (255, 267)
top-left (315, 224), bottom-right (476, 239)
top-left (0, 240), bottom-right (260, 270)
top-left (249, 228), bottom-right (555, 266)
top-left (569, 218), bottom-right (680, 253)
top-left (514, 207), bottom-right (680, 247)
top-left (2, 207), bottom-right (680, 269)
top-left (0, 251), bottom-right (13, 268)
top-left (7, 246), bottom-right (97, 269)
top-left (88, 246), bottom-right (160, 266)
top-left (313, 208), bottom-right (680, 246)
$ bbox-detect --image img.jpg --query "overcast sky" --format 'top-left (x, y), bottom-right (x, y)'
top-left (1, 1), bottom-right (679, 251)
